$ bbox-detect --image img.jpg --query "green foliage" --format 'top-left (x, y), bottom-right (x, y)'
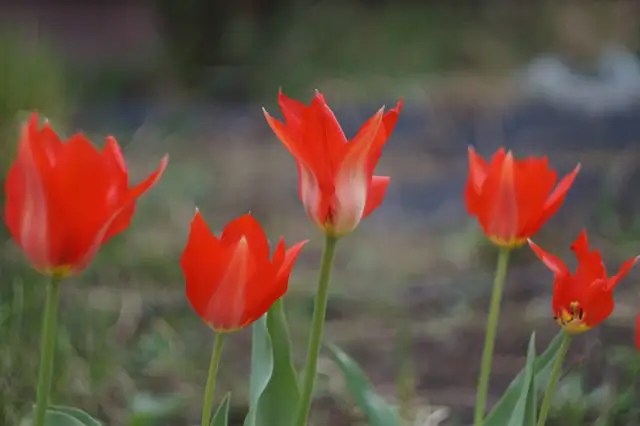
top-left (501, 333), bottom-right (537, 426)
top-left (326, 344), bottom-right (402, 426)
top-left (126, 393), bottom-right (185, 426)
top-left (244, 299), bottom-right (300, 426)
top-left (210, 393), bottom-right (231, 426)
top-left (20, 406), bottom-right (101, 426)
top-left (484, 330), bottom-right (565, 423)
top-left (47, 406), bottom-right (102, 426)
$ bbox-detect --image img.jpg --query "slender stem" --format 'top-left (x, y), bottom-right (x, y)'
top-left (537, 332), bottom-right (572, 426)
top-left (33, 277), bottom-right (62, 426)
top-left (473, 247), bottom-right (511, 426)
top-left (201, 333), bottom-right (225, 426)
top-left (294, 234), bottom-right (339, 426)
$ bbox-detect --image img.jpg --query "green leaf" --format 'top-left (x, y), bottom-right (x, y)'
top-left (20, 411), bottom-right (85, 426)
top-left (504, 333), bottom-right (537, 426)
top-left (49, 406), bottom-right (102, 426)
top-left (485, 330), bottom-right (564, 424)
top-left (210, 393), bottom-right (232, 426)
top-left (20, 407), bottom-right (101, 426)
top-left (127, 392), bottom-right (185, 426)
top-left (327, 344), bottom-right (402, 426)
top-left (44, 411), bottom-right (87, 426)
top-left (244, 299), bottom-right (300, 426)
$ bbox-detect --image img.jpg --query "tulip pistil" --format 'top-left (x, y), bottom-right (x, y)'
top-left (555, 301), bottom-right (590, 334)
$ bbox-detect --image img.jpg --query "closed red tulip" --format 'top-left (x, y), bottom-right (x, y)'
top-left (529, 230), bottom-right (638, 334)
top-left (181, 210), bottom-right (307, 331)
top-left (264, 90), bottom-right (402, 237)
top-left (466, 147), bottom-right (580, 248)
top-left (4, 113), bottom-right (168, 277)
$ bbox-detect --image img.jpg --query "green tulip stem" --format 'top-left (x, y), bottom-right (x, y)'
top-left (201, 333), bottom-right (225, 426)
top-left (474, 247), bottom-right (511, 426)
top-left (294, 234), bottom-right (339, 426)
top-left (34, 276), bottom-right (62, 426)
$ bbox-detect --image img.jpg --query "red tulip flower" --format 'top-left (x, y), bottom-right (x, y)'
top-left (4, 113), bottom-right (168, 278)
top-left (181, 210), bottom-right (307, 332)
top-left (466, 147), bottom-right (580, 248)
top-left (264, 90), bottom-right (402, 237)
top-left (529, 230), bottom-right (638, 334)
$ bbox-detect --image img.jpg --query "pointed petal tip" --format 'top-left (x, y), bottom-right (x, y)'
top-left (298, 239), bottom-right (310, 247)
top-left (574, 162), bottom-right (582, 173)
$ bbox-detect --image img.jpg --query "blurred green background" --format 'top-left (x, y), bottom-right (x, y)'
top-left (3, 1), bottom-right (640, 425)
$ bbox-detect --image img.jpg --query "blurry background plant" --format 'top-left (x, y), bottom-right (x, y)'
top-left (3, 0), bottom-right (640, 425)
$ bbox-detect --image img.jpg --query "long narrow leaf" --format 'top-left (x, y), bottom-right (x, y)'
top-left (484, 330), bottom-right (564, 424)
top-left (210, 393), bottom-right (232, 426)
top-left (504, 333), bottom-right (537, 426)
top-left (244, 299), bottom-right (299, 426)
top-left (327, 344), bottom-right (401, 426)
top-left (48, 406), bottom-right (102, 426)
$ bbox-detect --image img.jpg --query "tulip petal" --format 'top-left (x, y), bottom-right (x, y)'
top-left (542, 163), bottom-right (581, 217)
top-left (528, 239), bottom-right (570, 276)
top-left (606, 254), bottom-right (640, 291)
top-left (182, 209), bottom-right (227, 319)
top-left (353, 99), bottom-right (403, 168)
top-left (331, 108), bottom-right (384, 234)
top-left (362, 175), bottom-right (389, 219)
top-left (278, 88), bottom-right (307, 127)
top-left (6, 123), bottom-right (53, 271)
top-left (263, 109), bottom-right (305, 163)
top-left (102, 154), bottom-right (169, 245)
top-left (467, 146), bottom-right (490, 193)
top-left (74, 154), bottom-right (168, 272)
top-left (570, 229), bottom-right (607, 285)
top-left (221, 213), bottom-right (270, 266)
top-left (481, 150), bottom-right (519, 240)
top-left (583, 279), bottom-right (615, 327)
top-left (277, 239), bottom-right (308, 283)
top-left (206, 235), bottom-right (253, 330)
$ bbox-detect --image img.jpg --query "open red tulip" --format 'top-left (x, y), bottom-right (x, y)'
top-left (181, 210), bottom-right (307, 332)
top-left (4, 113), bottom-right (168, 278)
top-left (529, 230), bottom-right (638, 334)
top-left (264, 90), bottom-right (402, 237)
top-left (466, 147), bottom-right (580, 248)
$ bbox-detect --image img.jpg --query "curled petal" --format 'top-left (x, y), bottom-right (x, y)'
top-left (528, 239), bottom-right (570, 276)
top-left (542, 163), bottom-right (581, 217)
top-left (606, 255), bottom-right (640, 291)
top-left (277, 240), bottom-right (308, 282)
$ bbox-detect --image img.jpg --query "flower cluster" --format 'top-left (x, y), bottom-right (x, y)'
top-left (3, 92), bottom-right (639, 426)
